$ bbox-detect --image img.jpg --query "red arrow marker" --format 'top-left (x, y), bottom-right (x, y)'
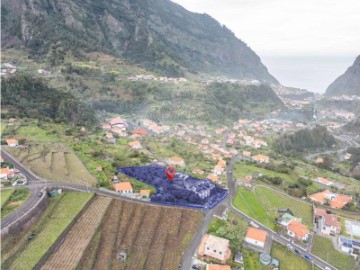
top-left (165, 166), bottom-right (176, 181)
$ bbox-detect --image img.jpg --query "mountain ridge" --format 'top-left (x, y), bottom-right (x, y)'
top-left (325, 55), bottom-right (360, 96)
top-left (1, 0), bottom-right (278, 83)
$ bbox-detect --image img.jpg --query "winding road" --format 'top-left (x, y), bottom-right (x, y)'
top-left (1, 149), bottom-right (338, 270)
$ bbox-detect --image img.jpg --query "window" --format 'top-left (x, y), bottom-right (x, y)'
top-left (219, 252), bottom-right (222, 255)
top-left (214, 250), bottom-right (216, 253)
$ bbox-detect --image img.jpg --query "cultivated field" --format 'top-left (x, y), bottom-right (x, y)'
top-left (4, 192), bottom-right (93, 270)
top-left (233, 186), bottom-right (312, 229)
top-left (312, 235), bottom-right (359, 270)
top-left (41, 196), bottom-right (112, 270)
top-left (79, 200), bottom-right (203, 270)
top-left (5, 143), bottom-right (96, 186)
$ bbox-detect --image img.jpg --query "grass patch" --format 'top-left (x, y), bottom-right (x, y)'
top-left (311, 235), bottom-right (359, 270)
top-left (1, 189), bottom-right (14, 206)
top-left (234, 162), bottom-right (297, 184)
top-left (1, 189), bottom-right (29, 218)
top-left (15, 124), bottom-right (60, 142)
top-left (271, 242), bottom-right (311, 270)
top-left (5, 192), bottom-right (93, 270)
top-left (232, 186), bottom-right (312, 229)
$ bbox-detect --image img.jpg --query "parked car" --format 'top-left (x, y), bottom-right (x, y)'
top-left (192, 264), bottom-right (200, 270)
top-left (304, 254), bottom-right (312, 261)
top-left (294, 249), bottom-right (302, 255)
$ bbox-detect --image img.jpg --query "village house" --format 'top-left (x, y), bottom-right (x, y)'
top-left (132, 128), bottom-right (149, 137)
top-left (6, 139), bottom-right (19, 147)
top-left (309, 190), bottom-right (352, 209)
top-left (252, 154), bottom-right (270, 163)
top-left (244, 227), bottom-right (268, 248)
top-left (198, 234), bottom-right (231, 264)
top-left (139, 189), bottom-right (151, 199)
top-left (315, 157), bottom-right (323, 164)
top-left (287, 220), bottom-right (309, 241)
top-left (112, 127), bottom-right (127, 137)
top-left (242, 150), bottom-right (252, 157)
top-left (314, 208), bottom-right (340, 236)
top-left (0, 167), bottom-right (12, 180)
top-left (128, 141), bottom-right (142, 150)
top-left (344, 153), bottom-right (352, 160)
top-left (207, 174), bottom-right (219, 182)
top-left (114, 182), bottom-right (133, 194)
top-left (101, 123), bottom-right (111, 131)
top-left (206, 265), bottom-right (231, 270)
top-left (109, 117), bottom-right (128, 130)
top-left (167, 156), bottom-right (185, 167)
top-left (8, 118), bottom-right (16, 125)
top-left (314, 177), bottom-right (334, 187)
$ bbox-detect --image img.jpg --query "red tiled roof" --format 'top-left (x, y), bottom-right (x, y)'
top-left (288, 220), bottom-right (309, 238)
top-left (245, 227), bottom-right (267, 242)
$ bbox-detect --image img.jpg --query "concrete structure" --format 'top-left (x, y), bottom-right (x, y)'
top-left (314, 208), bottom-right (340, 235)
top-left (198, 234), bottom-right (231, 264)
top-left (339, 236), bottom-right (360, 255)
top-left (244, 227), bottom-right (267, 248)
top-left (279, 213), bottom-right (301, 227)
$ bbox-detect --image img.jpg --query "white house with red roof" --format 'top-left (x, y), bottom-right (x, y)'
top-left (314, 208), bottom-right (340, 235)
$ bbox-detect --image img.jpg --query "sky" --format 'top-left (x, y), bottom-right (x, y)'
top-left (173, 0), bottom-right (360, 93)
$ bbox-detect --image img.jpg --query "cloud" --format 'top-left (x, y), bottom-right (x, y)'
top-left (173, 0), bottom-right (360, 56)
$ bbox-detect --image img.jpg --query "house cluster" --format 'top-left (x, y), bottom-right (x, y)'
top-left (113, 181), bottom-right (151, 200)
top-left (203, 76), bottom-right (260, 86)
top-left (101, 116), bottom-right (129, 143)
top-left (207, 159), bottom-right (226, 183)
top-left (127, 74), bottom-right (188, 84)
top-left (0, 165), bottom-right (26, 186)
top-left (309, 190), bottom-right (352, 209)
top-left (142, 119), bottom-right (170, 134)
top-left (0, 63), bottom-right (17, 77)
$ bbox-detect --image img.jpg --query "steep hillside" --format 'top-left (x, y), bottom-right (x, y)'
top-left (325, 55), bottom-right (360, 96)
top-left (275, 125), bottom-right (337, 153)
top-left (1, 75), bottom-right (96, 127)
top-left (344, 116), bottom-right (360, 134)
top-left (1, 0), bottom-right (277, 82)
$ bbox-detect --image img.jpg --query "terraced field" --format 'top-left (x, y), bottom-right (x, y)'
top-left (5, 143), bottom-right (96, 186)
top-left (79, 200), bottom-right (203, 270)
top-left (41, 196), bottom-right (112, 270)
top-left (3, 192), bottom-right (93, 270)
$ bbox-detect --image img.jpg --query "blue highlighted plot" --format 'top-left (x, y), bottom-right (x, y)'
top-left (117, 164), bottom-right (227, 209)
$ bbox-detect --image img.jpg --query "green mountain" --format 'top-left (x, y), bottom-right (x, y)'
top-left (325, 55), bottom-right (360, 96)
top-left (1, 75), bottom-right (96, 127)
top-left (275, 125), bottom-right (337, 153)
top-left (1, 0), bottom-right (277, 82)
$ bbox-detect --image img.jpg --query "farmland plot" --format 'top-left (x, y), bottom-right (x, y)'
top-left (80, 200), bottom-right (203, 270)
top-left (41, 196), bottom-right (112, 270)
top-left (5, 143), bottom-right (96, 186)
top-left (6, 192), bottom-right (93, 270)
